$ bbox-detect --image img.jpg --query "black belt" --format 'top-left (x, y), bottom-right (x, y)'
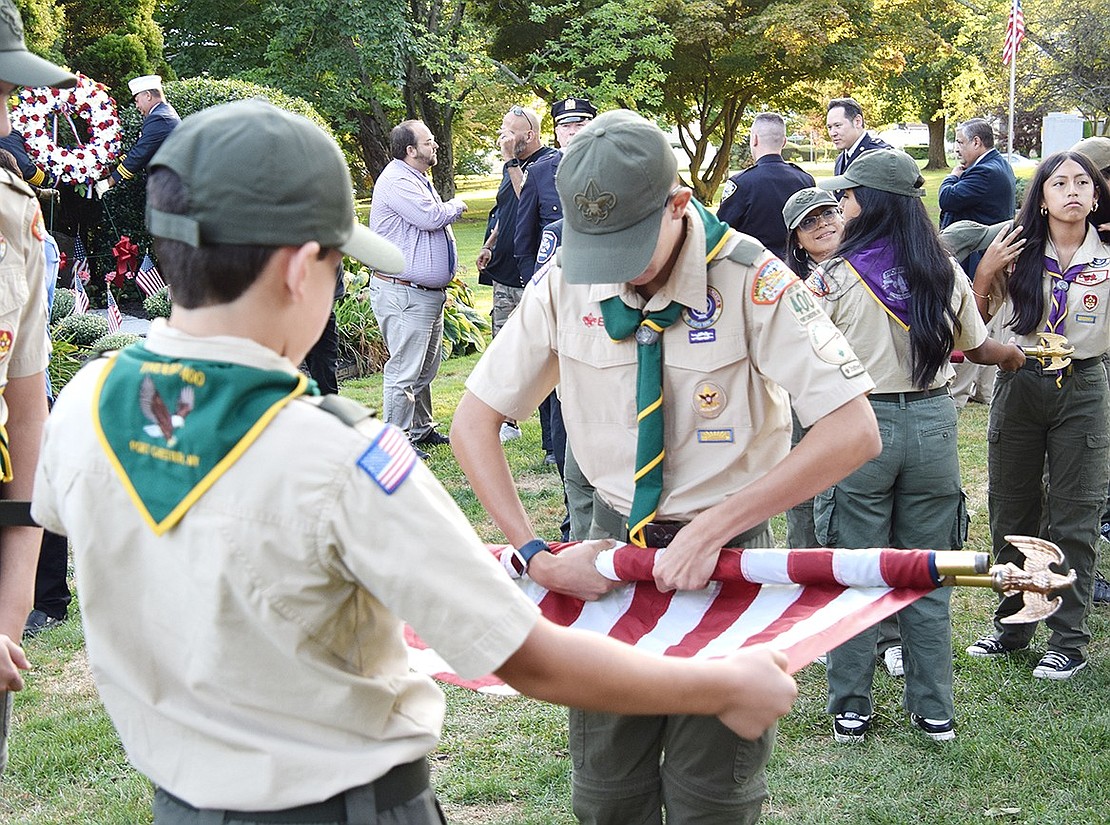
top-left (1020, 355), bottom-right (1104, 374)
top-left (869, 387), bottom-right (950, 403)
top-left (370, 272), bottom-right (445, 292)
top-left (157, 757), bottom-right (430, 823)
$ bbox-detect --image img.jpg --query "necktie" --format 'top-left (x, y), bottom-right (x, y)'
top-left (1043, 256), bottom-right (1086, 336)
top-left (600, 296), bottom-right (685, 547)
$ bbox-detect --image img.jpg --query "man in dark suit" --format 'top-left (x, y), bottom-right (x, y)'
top-left (103, 75), bottom-right (180, 189)
top-left (717, 112), bottom-right (814, 259)
top-left (827, 98), bottom-right (892, 176)
top-left (939, 118), bottom-right (1016, 408)
top-left (939, 118), bottom-right (1016, 232)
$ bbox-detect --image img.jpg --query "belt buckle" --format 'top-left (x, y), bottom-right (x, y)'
top-left (642, 521), bottom-right (685, 548)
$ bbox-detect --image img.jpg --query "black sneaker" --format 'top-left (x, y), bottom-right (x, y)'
top-left (832, 712), bottom-right (871, 744)
top-left (965, 636), bottom-right (1025, 658)
top-left (910, 714), bottom-right (956, 742)
top-left (414, 430), bottom-right (450, 448)
top-left (1032, 651), bottom-right (1087, 680)
top-left (1100, 522), bottom-right (1110, 543)
top-left (1094, 571), bottom-right (1110, 605)
top-left (24, 609), bottom-right (66, 638)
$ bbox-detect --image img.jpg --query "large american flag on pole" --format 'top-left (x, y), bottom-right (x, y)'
top-left (407, 544), bottom-right (939, 694)
top-left (1002, 0), bottom-right (1025, 65)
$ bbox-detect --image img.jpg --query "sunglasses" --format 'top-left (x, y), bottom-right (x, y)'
top-left (798, 207), bottom-right (841, 232)
top-left (508, 105), bottom-right (539, 132)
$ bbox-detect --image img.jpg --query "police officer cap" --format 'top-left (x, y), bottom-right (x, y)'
top-left (0, 0), bottom-right (75, 88)
top-left (552, 97), bottom-right (598, 126)
top-left (128, 75), bottom-right (163, 97)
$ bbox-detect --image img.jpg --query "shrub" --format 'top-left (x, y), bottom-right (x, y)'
top-left (51, 288), bottom-right (75, 323)
top-left (53, 312), bottom-right (109, 346)
top-left (47, 338), bottom-right (83, 396)
top-left (89, 332), bottom-right (142, 354)
top-left (442, 278), bottom-right (489, 358)
top-left (143, 286), bottom-right (172, 319)
top-left (903, 145), bottom-right (929, 160)
top-left (335, 286), bottom-right (388, 378)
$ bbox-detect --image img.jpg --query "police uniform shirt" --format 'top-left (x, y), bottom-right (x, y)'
top-left (31, 320), bottom-right (540, 810)
top-left (0, 167), bottom-right (49, 428)
top-left (715, 156), bottom-right (814, 259)
top-left (808, 257), bottom-right (987, 393)
top-left (998, 225), bottom-right (1110, 359)
top-left (513, 150), bottom-right (562, 267)
top-left (466, 204), bottom-right (874, 522)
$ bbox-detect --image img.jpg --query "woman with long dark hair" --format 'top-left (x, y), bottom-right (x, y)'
top-left (807, 150), bottom-right (1024, 743)
top-left (966, 151), bottom-right (1110, 679)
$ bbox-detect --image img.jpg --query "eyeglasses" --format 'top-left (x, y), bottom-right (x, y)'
top-left (509, 105), bottom-right (539, 132)
top-left (798, 207), bottom-right (841, 232)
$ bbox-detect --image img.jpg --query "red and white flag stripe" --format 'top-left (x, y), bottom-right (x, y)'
top-left (406, 544), bottom-right (935, 693)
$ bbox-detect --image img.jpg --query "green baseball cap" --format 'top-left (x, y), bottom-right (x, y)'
top-left (782, 187), bottom-right (839, 231)
top-left (147, 99), bottom-right (404, 274)
top-left (819, 149), bottom-right (926, 198)
top-left (939, 220), bottom-right (1009, 262)
top-left (1073, 136), bottom-right (1110, 172)
top-left (555, 109), bottom-right (677, 284)
top-left (0, 0), bottom-right (75, 88)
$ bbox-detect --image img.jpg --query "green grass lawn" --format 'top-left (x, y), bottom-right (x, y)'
top-left (8, 158), bottom-right (1101, 825)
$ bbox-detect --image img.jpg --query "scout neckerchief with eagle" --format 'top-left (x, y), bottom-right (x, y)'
top-left (93, 343), bottom-right (315, 535)
top-left (842, 241), bottom-right (912, 330)
top-left (599, 200), bottom-right (734, 546)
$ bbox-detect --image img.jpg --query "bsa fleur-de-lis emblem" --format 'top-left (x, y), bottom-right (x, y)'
top-left (574, 179), bottom-right (617, 224)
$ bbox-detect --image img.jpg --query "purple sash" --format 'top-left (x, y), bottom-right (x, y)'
top-left (844, 242), bottom-right (912, 329)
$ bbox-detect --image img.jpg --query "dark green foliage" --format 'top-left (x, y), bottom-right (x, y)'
top-left (51, 287), bottom-right (75, 323)
top-left (142, 285), bottom-right (171, 318)
top-left (442, 277), bottom-right (489, 358)
top-left (89, 331), bottom-right (142, 354)
top-left (53, 312), bottom-right (110, 346)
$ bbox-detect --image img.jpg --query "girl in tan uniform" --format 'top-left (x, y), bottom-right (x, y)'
top-left (966, 151), bottom-right (1110, 679)
top-left (807, 150), bottom-right (1024, 743)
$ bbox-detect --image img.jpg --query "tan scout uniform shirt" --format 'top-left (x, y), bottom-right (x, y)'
top-left (0, 168), bottom-right (49, 426)
top-left (808, 258), bottom-right (988, 392)
top-left (467, 206), bottom-right (874, 522)
top-left (31, 321), bottom-right (540, 811)
top-left (998, 226), bottom-right (1110, 359)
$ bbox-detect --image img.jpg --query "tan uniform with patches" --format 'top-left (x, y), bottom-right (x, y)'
top-left (807, 257), bottom-right (988, 392)
top-left (32, 321), bottom-right (540, 810)
top-left (0, 167), bottom-right (49, 427)
top-left (466, 205), bottom-right (874, 522)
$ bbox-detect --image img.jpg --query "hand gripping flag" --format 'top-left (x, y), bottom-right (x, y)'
top-left (407, 537), bottom-right (1075, 694)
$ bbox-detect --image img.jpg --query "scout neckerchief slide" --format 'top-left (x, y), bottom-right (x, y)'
top-left (93, 344), bottom-right (315, 534)
top-left (599, 200), bottom-right (732, 547)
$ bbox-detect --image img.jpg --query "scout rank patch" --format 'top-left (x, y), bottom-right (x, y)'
top-left (0, 326), bottom-right (12, 363)
top-left (692, 382), bottom-right (726, 418)
top-left (751, 257), bottom-right (798, 304)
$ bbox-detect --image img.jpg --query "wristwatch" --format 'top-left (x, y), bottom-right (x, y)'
top-left (509, 538), bottom-right (549, 576)
top-left (505, 158), bottom-right (521, 168)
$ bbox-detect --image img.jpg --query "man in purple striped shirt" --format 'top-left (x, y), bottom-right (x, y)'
top-left (369, 120), bottom-right (467, 455)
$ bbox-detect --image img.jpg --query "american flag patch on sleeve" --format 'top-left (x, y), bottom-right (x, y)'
top-left (357, 425), bottom-right (418, 493)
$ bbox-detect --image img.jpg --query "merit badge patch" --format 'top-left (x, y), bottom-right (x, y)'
top-left (0, 326), bottom-right (12, 363)
top-left (684, 286), bottom-right (723, 330)
top-left (809, 320), bottom-right (854, 365)
top-left (785, 281), bottom-right (823, 326)
top-left (752, 258), bottom-right (798, 305)
top-left (692, 382), bottom-right (726, 418)
top-left (357, 424), bottom-right (417, 494)
top-left (1084, 293), bottom-right (1099, 312)
top-left (696, 428), bottom-right (734, 443)
top-left (1076, 270), bottom-right (1108, 287)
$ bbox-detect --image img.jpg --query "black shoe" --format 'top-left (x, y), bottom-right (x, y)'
top-left (1094, 571), bottom-right (1110, 605)
top-left (24, 609), bottom-right (66, 638)
top-left (544, 452), bottom-right (557, 465)
top-left (414, 430), bottom-right (450, 448)
top-left (410, 444), bottom-right (430, 460)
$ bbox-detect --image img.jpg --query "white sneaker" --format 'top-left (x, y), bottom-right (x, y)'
top-left (883, 645), bottom-right (904, 677)
top-left (499, 422), bottom-right (522, 443)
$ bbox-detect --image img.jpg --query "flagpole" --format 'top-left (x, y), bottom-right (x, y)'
top-left (1007, 0), bottom-right (1017, 155)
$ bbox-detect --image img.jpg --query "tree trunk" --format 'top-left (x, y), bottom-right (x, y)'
top-left (924, 117), bottom-right (949, 171)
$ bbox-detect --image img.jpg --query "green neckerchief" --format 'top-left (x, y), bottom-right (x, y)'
top-left (93, 343), bottom-right (314, 535)
top-left (600, 198), bottom-right (735, 546)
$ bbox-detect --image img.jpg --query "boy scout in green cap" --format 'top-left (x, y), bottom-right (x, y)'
top-left (0, 0), bottom-right (76, 777)
top-left (32, 99), bottom-right (801, 824)
top-left (452, 109), bottom-right (881, 823)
